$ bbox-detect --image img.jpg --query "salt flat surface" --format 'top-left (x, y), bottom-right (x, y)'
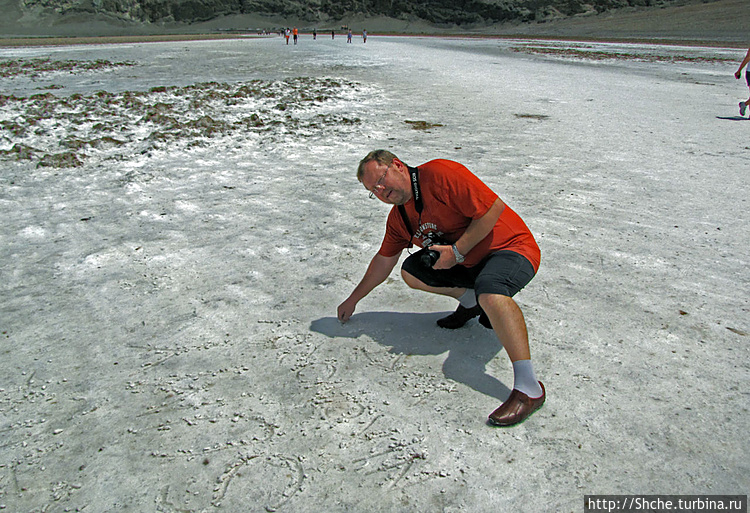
top-left (1, 36), bottom-right (748, 512)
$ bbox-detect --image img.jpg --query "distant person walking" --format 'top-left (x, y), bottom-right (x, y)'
top-left (363, 29), bottom-right (367, 43)
top-left (332, 30), bottom-right (335, 39)
top-left (285, 28), bottom-right (290, 45)
top-left (293, 27), bottom-right (298, 45)
top-left (347, 29), bottom-right (353, 43)
top-left (313, 28), bottom-right (317, 40)
top-left (735, 48), bottom-right (750, 116)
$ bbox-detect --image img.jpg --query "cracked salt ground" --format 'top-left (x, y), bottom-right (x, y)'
top-left (0, 36), bottom-right (748, 512)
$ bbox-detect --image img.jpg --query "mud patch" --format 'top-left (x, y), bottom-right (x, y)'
top-left (405, 120), bottom-right (443, 130)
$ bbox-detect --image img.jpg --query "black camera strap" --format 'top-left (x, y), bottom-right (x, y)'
top-left (397, 165), bottom-right (423, 247)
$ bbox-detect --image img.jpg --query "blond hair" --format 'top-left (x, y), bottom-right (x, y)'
top-left (357, 149), bottom-right (398, 182)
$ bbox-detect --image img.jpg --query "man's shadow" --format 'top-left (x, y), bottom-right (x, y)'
top-left (716, 116), bottom-right (749, 121)
top-left (310, 311), bottom-right (512, 401)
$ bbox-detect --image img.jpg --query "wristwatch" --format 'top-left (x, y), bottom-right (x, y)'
top-left (451, 244), bottom-right (465, 264)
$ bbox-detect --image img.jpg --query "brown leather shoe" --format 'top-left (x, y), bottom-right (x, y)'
top-left (436, 304), bottom-right (481, 329)
top-left (488, 382), bottom-right (545, 427)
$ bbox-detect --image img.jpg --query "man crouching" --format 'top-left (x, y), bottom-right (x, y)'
top-left (337, 150), bottom-right (545, 426)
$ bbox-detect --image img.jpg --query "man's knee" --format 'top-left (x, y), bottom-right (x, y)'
top-left (401, 267), bottom-right (422, 289)
top-left (400, 253), bottom-right (426, 289)
top-left (478, 292), bottom-right (513, 311)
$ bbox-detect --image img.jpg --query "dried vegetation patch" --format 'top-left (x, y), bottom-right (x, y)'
top-left (513, 46), bottom-right (735, 64)
top-left (0, 57), bottom-right (135, 78)
top-left (0, 60), bottom-right (367, 168)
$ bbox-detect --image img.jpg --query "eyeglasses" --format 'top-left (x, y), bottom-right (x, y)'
top-left (368, 166), bottom-right (389, 199)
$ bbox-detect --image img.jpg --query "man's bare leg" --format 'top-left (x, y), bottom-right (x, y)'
top-left (479, 293), bottom-right (545, 426)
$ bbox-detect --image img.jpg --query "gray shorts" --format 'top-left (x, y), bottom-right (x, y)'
top-left (401, 249), bottom-right (536, 297)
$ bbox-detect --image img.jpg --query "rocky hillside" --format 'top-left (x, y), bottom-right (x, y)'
top-left (16, 0), bottom-right (688, 26)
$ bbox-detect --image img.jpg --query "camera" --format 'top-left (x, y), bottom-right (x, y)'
top-left (419, 232), bottom-right (446, 268)
top-left (420, 249), bottom-right (440, 268)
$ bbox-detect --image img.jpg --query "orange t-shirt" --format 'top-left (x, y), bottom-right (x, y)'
top-left (378, 159), bottom-right (540, 271)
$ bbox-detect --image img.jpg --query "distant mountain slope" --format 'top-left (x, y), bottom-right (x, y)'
top-left (8, 0), bottom-right (692, 26)
top-left (0, 0), bottom-right (746, 41)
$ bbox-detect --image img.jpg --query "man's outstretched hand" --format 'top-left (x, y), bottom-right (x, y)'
top-left (337, 298), bottom-right (356, 323)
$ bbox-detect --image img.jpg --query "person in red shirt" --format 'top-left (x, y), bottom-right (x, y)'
top-left (338, 150), bottom-right (545, 426)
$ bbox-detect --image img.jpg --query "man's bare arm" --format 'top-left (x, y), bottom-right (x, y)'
top-left (433, 198), bottom-right (505, 270)
top-left (338, 252), bottom-right (401, 322)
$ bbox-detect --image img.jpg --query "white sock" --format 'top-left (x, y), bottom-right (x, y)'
top-left (457, 289), bottom-right (477, 309)
top-left (512, 359), bottom-right (543, 398)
